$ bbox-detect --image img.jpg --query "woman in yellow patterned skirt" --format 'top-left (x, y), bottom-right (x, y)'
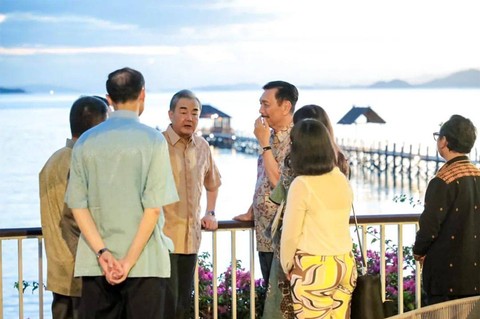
top-left (280, 119), bottom-right (357, 318)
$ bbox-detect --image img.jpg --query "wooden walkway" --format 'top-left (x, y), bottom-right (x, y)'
top-left (339, 139), bottom-right (480, 194)
top-left (204, 133), bottom-right (480, 193)
top-left (214, 135), bottom-right (479, 193)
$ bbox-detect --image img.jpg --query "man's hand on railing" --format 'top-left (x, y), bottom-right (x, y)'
top-left (414, 254), bottom-right (425, 268)
top-left (201, 214), bottom-right (218, 231)
top-left (233, 205), bottom-right (254, 222)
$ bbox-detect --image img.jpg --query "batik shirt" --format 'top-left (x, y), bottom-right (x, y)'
top-left (40, 138), bottom-right (81, 297)
top-left (162, 125), bottom-right (221, 254)
top-left (253, 123), bottom-right (292, 252)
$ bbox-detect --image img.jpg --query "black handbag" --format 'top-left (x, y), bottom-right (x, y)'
top-left (350, 206), bottom-right (385, 319)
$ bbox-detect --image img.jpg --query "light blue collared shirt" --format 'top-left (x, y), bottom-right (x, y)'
top-left (66, 110), bottom-right (179, 277)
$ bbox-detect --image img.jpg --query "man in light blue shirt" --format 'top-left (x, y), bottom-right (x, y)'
top-left (66, 67), bottom-right (178, 318)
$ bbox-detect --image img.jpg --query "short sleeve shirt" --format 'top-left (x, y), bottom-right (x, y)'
top-left (162, 125), bottom-right (221, 254)
top-left (39, 139), bottom-right (81, 296)
top-left (66, 110), bottom-right (179, 278)
top-left (253, 124), bottom-right (292, 252)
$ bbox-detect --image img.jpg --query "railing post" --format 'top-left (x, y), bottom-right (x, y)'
top-left (380, 225), bottom-right (386, 302)
top-left (38, 238), bottom-right (44, 319)
top-left (212, 231), bottom-right (218, 319)
top-left (18, 239), bottom-right (24, 319)
top-left (249, 229), bottom-right (255, 319)
top-left (361, 225), bottom-right (368, 273)
top-left (408, 144), bottom-right (413, 190)
top-left (397, 225), bottom-right (404, 314)
top-left (231, 231), bottom-right (237, 319)
top-left (415, 223), bottom-right (422, 309)
top-left (384, 144), bottom-right (389, 188)
top-left (392, 143), bottom-right (397, 187)
top-left (194, 259), bottom-right (199, 319)
top-left (0, 240), bottom-right (3, 319)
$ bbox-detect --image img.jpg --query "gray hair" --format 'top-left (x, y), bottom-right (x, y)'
top-left (169, 89), bottom-right (202, 112)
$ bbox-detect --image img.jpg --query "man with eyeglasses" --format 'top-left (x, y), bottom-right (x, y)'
top-left (414, 114), bottom-right (480, 306)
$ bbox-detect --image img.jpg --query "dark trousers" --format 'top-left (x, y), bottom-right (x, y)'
top-left (79, 276), bottom-right (167, 319)
top-left (52, 292), bottom-right (80, 319)
top-left (259, 251), bottom-right (274, 286)
top-left (164, 254), bottom-right (197, 319)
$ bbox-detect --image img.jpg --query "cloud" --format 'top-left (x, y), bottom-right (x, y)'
top-left (1, 0), bottom-right (479, 88)
top-left (204, 0), bottom-right (282, 13)
top-left (0, 46), bottom-right (180, 56)
top-left (4, 12), bottom-right (137, 31)
top-left (183, 45), bottom-right (237, 63)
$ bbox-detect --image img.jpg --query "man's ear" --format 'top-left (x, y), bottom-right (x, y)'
top-left (139, 88), bottom-right (146, 102)
top-left (439, 137), bottom-right (449, 151)
top-left (106, 95), bottom-right (114, 109)
top-left (282, 100), bottom-right (292, 115)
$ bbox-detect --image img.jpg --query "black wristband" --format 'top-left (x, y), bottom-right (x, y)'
top-left (262, 145), bottom-right (272, 152)
top-left (96, 247), bottom-right (109, 259)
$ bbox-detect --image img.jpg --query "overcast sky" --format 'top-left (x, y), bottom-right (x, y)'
top-left (1, 0), bottom-right (479, 92)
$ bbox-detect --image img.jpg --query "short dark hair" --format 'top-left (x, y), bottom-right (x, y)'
top-left (262, 81), bottom-right (298, 113)
top-left (439, 114), bottom-right (477, 153)
top-left (169, 89), bottom-right (202, 112)
top-left (290, 119), bottom-right (336, 176)
top-left (106, 67), bottom-right (145, 104)
top-left (70, 96), bottom-right (108, 138)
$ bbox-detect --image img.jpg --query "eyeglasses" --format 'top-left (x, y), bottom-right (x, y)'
top-left (433, 132), bottom-right (441, 141)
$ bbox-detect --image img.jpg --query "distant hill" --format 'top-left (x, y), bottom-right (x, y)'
top-left (21, 84), bottom-right (79, 94)
top-left (0, 87), bottom-right (26, 94)
top-left (419, 69), bottom-right (480, 88)
top-left (369, 79), bottom-right (413, 89)
top-left (0, 84), bottom-right (80, 94)
top-left (367, 69), bottom-right (480, 89)
top-left (4, 69), bottom-right (480, 93)
top-left (193, 69), bottom-right (480, 91)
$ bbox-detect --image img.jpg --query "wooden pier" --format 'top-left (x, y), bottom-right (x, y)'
top-left (203, 133), bottom-right (260, 155)
top-left (339, 138), bottom-right (480, 193)
top-left (205, 134), bottom-right (480, 193)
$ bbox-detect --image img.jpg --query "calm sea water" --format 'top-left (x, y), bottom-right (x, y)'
top-left (1, 88), bottom-right (479, 318)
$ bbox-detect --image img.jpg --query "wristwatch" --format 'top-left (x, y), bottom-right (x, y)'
top-left (259, 145), bottom-right (272, 155)
top-left (96, 247), bottom-right (109, 259)
top-left (206, 210), bottom-right (215, 216)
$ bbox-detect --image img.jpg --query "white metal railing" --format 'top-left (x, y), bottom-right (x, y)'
top-left (192, 221), bottom-right (256, 319)
top-left (354, 216), bottom-right (422, 315)
top-left (388, 295), bottom-right (480, 319)
top-left (1, 215), bottom-right (422, 319)
top-left (0, 228), bottom-right (44, 319)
